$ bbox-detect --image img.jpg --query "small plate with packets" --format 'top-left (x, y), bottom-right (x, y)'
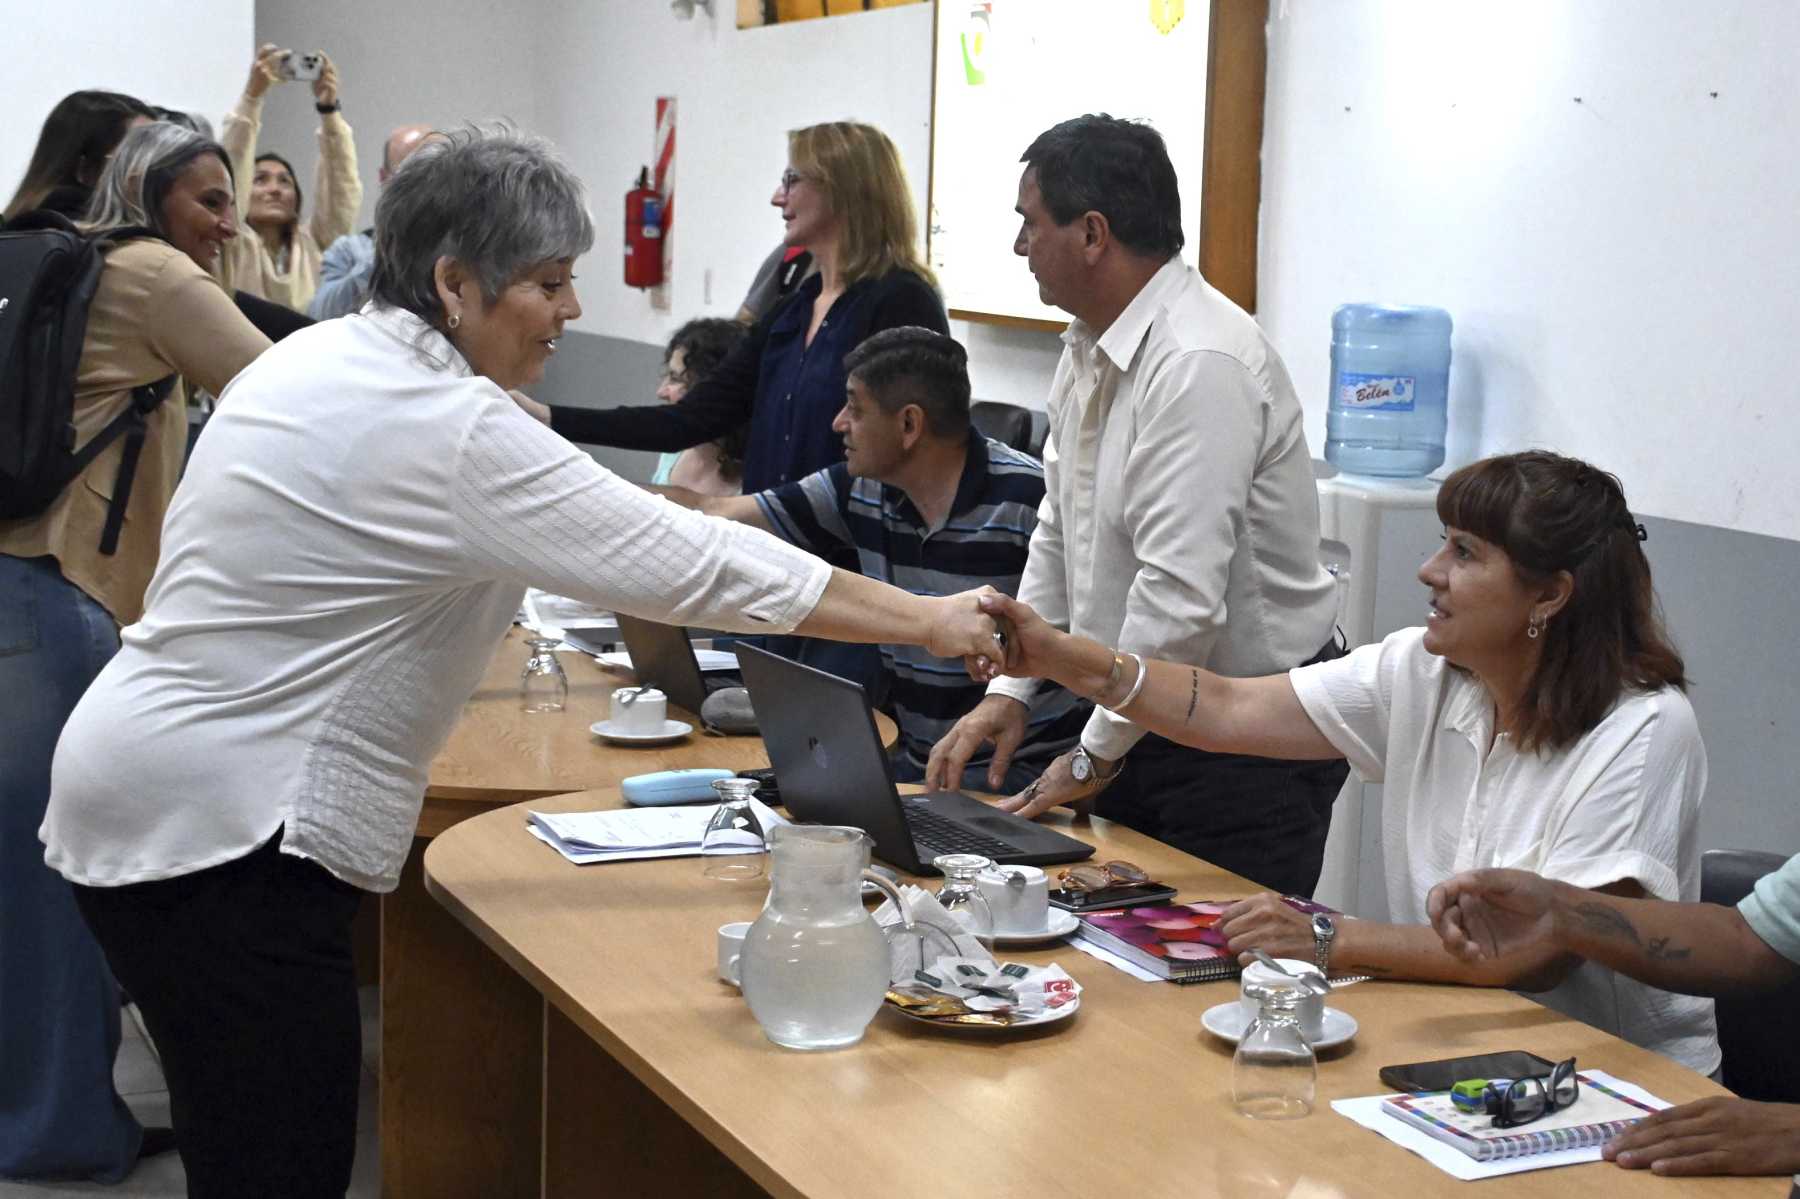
top-left (881, 957), bottom-right (1082, 1035)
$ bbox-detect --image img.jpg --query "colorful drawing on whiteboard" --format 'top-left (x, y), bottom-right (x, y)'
top-left (738, 0), bottom-right (928, 30)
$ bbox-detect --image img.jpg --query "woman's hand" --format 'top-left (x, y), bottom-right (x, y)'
top-left (927, 587), bottom-right (1016, 678)
top-left (246, 43), bottom-right (286, 100)
top-left (1219, 892), bottom-right (1317, 964)
top-left (973, 592), bottom-right (1068, 682)
top-left (508, 390), bottom-right (552, 426)
top-left (1427, 868), bottom-right (1561, 962)
top-left (312, 52), bottom-right (341, 109)
top-left (995, 750), bottom-right (1107, 820)
top-left (1605, 1096), bottom-right (1800, 1176)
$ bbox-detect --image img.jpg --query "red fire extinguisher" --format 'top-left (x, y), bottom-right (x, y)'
top-left (624, 166), bottom-right (664, 289)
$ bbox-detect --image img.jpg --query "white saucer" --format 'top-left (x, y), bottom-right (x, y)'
top-left (1200, 1001), bottom-right (1358, 1050)
top-left (987, 909), bottom-right (1081, 946)
top-left (588, 718), bottom-right (694, 745)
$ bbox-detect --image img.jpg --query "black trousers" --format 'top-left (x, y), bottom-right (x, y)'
top-left (1096, 640), bottom-right (1351, 899)
top-left (72, 831), bottom-right (364, 1199)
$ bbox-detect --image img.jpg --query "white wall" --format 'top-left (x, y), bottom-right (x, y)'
top-left (252, 0), bottom-right (541, 232)
top-left (1260, 0), bottom-right (1800, 543)
top-left (1, 0), bottom-right (254, 205)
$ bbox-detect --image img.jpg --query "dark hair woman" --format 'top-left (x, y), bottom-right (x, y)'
top-left (215, 42), bottom-right (363, 312)
top-left (3, 90), bottom-right (156, 222)
top-left (0, 121), bottom-right (270, 1182)
top-left (37, 126), bottom-right (1005, 1195)
top-left (982, 450), bottom-right (1717, 1077)
top-left (649, 316), bottom-right (751, 496)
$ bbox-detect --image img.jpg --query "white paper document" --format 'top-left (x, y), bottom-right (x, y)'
top-left (594, 648), bottom-right (739, 673)
top-left (517, 590), bottom-right (619, 646)
top-left (1331, 1069), bottom-right (1671, 1181)
top-left (526, 800), bottom-right (787, 865)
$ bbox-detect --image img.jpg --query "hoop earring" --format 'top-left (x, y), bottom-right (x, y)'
top-left (447, 312), bottom-right (462, 330)
top-left (1527, 612), bottom-right (1543, 640)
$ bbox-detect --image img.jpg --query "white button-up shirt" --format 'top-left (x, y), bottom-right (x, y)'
top-left (989, 258), bottom-right (1337, 760)
top-left (1291, 627), bottom-right (1719, 1074)
top-left (43, 307), bottom-right (831, 893)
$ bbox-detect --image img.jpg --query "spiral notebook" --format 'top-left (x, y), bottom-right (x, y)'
top-left (1380, 1073), bottom-right (1659, 1162)
top-left (1075, 896), bottom-right (1334, 983)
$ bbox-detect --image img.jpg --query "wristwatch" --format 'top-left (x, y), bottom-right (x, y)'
top-left (1069, 746), bottom-right (1121, 787)
top-left (1311, 912), bottom-right (1337, 976)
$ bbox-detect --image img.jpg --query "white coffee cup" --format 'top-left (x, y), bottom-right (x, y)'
top-left (976, 865), bottom-right (1050, 936)
top-left (716, 921), bottom-right (750, 986)
top-left (1238, 957), bottom-right (1325, 1041)
top-left (612, 686), bottom-right (667, 735)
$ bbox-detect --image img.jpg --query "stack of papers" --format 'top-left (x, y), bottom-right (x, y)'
top-left (594, 648), bottom-right (740, 672)
top-left (517, 590), bottom-right (619, 646)
top-left (526, 800), bottom-right (787, 865)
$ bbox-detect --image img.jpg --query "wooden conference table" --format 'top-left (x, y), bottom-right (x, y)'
top-left (418, 785), bottom-right (1780, 1199)
top-left (381, 627), bottom-right (898, 1197)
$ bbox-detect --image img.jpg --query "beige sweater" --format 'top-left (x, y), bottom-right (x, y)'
top-left (0, 242), bottom-right (270, 625)
top-left (217, 93), bottom-right (362, 312)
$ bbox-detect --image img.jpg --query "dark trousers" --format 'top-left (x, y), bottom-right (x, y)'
top-left (1096, 640), bottom-right (1351, 899)
top-left (73, 832), bottom-right (365, 1199)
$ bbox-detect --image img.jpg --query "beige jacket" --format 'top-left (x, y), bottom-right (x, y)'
top-left (218, 94), bottom-right (362, 312)
top-left (0, 241), bottom-right (271, 624)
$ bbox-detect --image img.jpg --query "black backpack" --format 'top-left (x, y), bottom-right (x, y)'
top-left (0, 210), bottom-right (176, 554)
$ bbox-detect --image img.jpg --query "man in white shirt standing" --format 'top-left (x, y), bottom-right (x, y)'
top-left (928, 114), bottom-right (1345, 897)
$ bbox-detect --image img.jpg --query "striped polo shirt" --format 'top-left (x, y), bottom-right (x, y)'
top-left (756, 436), bottom-right (1089, 776)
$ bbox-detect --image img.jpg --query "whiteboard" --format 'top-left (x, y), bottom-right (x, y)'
top-left (927, 0), bottom-right (1210, 325)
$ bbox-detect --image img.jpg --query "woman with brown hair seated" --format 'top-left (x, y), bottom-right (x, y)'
top-left (980, 450), bottom-right (1718, 1075)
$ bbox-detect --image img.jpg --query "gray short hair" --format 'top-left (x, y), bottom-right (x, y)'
top-left (370, 125), bottom-right (594, 321)
top-left (82, 121), bottom-right (232, 238)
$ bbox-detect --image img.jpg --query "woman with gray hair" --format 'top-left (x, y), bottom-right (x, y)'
top-left (0, 121), bottom-right (268, 1182)
top-left (39, 126), bottom-right (1010, 1196)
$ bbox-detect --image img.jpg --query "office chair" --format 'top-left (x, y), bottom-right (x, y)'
top-left (969, 401), bottom-right (1046, 458)
top-left (1700, 848), bottom-right (1800, 1103)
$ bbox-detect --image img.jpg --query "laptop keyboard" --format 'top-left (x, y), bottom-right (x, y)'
top-left (902, 804), bottom-right (1022, 859)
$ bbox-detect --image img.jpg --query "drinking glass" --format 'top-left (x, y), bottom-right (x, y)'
top-left (701, 777), bottom-right (766, 881)
top-left (520, 637), bottom-right (568, 713)
top-left (931, 853), bottom-right (996, 944)
top-left (1232, 982), bottom-right (1317, 1119)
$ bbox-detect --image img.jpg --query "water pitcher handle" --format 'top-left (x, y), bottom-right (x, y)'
top-left (860, 869), bottom-right (912, 930)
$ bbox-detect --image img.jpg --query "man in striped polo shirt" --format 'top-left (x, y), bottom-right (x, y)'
top-left (657, 326), bottom-right (1087, 790)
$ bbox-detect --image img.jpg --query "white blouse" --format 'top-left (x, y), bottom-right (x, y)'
top-left (43, 307), bottom-right (831, 893)
top-left (1290, 627), bottom-right (1719, 1074)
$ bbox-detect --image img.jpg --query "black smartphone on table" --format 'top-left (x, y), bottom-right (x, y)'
top-left (1379, 1050), bottom-right (1559, 1093)
top-left (1047, 882), bottom-right (1178, 913)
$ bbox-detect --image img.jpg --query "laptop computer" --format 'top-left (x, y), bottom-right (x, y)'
top-left (734, 643), bottom-right (1094, 875)
top-left (606, 612), bottom-right (738, 716)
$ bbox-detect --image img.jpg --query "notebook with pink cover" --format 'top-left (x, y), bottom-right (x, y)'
top-left (1075, 897), bottom-right (1333, 984)
top-left (1380, 1074), bottom-right (1660, 1162)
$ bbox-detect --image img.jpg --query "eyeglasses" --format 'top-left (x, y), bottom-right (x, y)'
top-left (1056, 860), bottom-right (1150, 894)
top-left (1484, 1057), bottom-right (1579, 1129)
top-left (777, 168), bottom-right (807, 192)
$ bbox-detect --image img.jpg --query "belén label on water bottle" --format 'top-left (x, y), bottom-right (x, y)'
top-left (1337, 372), bottom-right (1416, 412)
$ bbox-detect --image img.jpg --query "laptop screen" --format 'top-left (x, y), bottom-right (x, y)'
top-left (734, 642), bottom-right (924, 871)
top-left (613, 613), bottom-right (709, 715)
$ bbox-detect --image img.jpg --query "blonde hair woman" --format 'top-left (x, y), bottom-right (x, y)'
top-left (520, 120), bottom-right (947, 494)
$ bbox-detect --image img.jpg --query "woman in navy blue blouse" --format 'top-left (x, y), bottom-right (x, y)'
top-left (542, 121), bottom-right (949, 493)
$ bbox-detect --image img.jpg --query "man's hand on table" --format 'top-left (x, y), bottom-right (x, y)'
top-left (1604, 1096), bottom-right (1800, 1177)
top-left (995, 749), bottom-right (1115, 821)
top-left (927, 694), bottom-right (1030, 792)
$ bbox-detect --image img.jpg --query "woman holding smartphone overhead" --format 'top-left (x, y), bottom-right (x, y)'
top-left (978, 451), bottom-right (1720, 1076)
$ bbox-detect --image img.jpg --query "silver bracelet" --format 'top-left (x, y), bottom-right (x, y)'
top-left (1106, 652), bottom-right (1147, 713)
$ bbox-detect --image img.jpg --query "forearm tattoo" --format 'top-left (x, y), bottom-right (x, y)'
top-left (1185, 668), bottom-right (1199, 724)
top-left (1568, 901), bottom-right (1692, 961)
